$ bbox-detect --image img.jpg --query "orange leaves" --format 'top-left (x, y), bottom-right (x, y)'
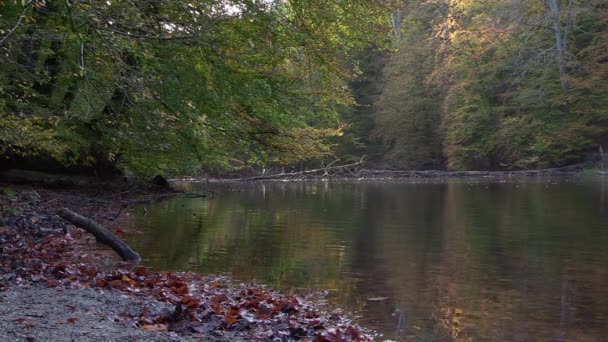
top-left (182, 295), bottom-right (201, 309)
top-left (225, 313), bottom-right (238, 325)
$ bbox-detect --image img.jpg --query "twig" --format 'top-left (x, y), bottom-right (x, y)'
top-left (98, 186), bottom-right (138, 199)
top-left (0, 1), bottom-right (34, 46)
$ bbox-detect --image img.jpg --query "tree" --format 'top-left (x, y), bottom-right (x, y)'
top-left (0, 0), bottom-right (393, 177)
top-left (370, 0), bottom-right (608, 170)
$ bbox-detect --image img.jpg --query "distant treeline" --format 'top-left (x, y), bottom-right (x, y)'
top-left (348, 0), bottom-right (608, 170)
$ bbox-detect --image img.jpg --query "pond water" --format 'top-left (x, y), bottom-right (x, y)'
top-left (127, 177), bottom-right (608, 341)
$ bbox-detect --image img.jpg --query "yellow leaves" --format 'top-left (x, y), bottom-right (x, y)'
top-left (268, 126), bottom-right (340, 165)
top-left (440, 307), bottom-right (465, 339)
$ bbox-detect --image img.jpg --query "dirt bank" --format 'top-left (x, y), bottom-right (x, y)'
top-left (0, 285), bottom-right (200, 342)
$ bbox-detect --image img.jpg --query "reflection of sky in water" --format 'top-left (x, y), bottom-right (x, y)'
top-left (127, 177), bottom-right (608, 341)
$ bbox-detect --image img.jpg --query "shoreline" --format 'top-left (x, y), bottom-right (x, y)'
top-left (0, 184), bottom-right (374, 341)
top-left (174, 163), bottom-right (600, 182)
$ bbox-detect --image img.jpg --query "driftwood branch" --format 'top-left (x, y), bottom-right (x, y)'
top-left (234, 157), bottom-right (365, 181)
top-left (57, 208), bottom-right (140, 262)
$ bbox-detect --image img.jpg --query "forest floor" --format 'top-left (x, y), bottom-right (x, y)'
top-left (0, 183), bottom-right (372, 342)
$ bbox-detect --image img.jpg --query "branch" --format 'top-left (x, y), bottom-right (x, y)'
top-left (0, 2), bottom-right (32, 47)
top-left (233, 159), bottom-right (365, 181)
top-left (58, 208), bottom-right (141, 262)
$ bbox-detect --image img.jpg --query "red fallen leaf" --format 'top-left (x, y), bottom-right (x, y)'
top-left (210, 281), bottom-right (221, 288)
top-left (182, 295), bottom-right (195, 304)
top-left (134, 266), bottom-right (148, 277)
top-left (177, 284), bottom-right (189, 294)
top-left (256, 303), bottom-right (273, 319)
top-left (93, 278), bottom-right (106, 287)
top-left (346, 326), bottom-right (361, 340)
top-left (109, 279), bottom-right (123, 288)
top-left (225, 313), bottom-right (238, 325)
top-left (67, 317), bottom-right (78, 324)
top-left (247, 297), bottom-right (261, 308)
top-left (115, 228), bottom-right (125, 236)
top-left (210, 303), bottom-right (222, 314)
top-left (229, 307), bottom-right (239, 316)
top-left (186, 299), bottom-right (201, 309)
top-left (47, 279), bottom-right (57, 287)
top-left (248, 288), bottom-right (263, 295)
top-left (211, 294), bottom-right (228, 303)
top-left (159, 316), bottom-right (172, 325)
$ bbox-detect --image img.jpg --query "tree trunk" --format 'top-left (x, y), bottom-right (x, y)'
top-left (547, 0), bottom-right (573, 93)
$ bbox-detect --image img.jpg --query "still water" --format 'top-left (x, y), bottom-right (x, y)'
top-left (127, 177), bottom-right (608, 341)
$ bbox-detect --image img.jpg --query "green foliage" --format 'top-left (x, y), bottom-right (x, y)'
top-left (0, 0), bottom-right (392, 177)
top-left (372, 1), bottom-right (446, 169)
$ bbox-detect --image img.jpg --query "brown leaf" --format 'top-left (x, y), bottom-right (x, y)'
top-left (186, 299), bottom-right (201, 309)
top-left (67, 317), bottom-right (78, 324)
top-left (225, 313), bottom-right (238, 325)
top-left (210, 303), bottom-right (222, 314)
top-left (211, 294), bottom-right (228, 303)
top-left (346, 326), bottom-right (361, 340)
top-left (141, 324), bottom-right (167, 332)
top-left (257, 303), bottom-right (273, 319)
top-left (134, 266), bottom-right (148, 277)
top-left (109, 279), bottom-right (123, 288)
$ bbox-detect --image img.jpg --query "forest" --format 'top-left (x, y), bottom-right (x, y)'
top-left (0, 0), bottom-right (607, 179)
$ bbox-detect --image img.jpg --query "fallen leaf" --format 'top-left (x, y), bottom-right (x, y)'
top-left (67, 317), bottom-right (78, 324)
top-left (225, 313), bottom-right (238, 325)
top-left (141, 324), bottom-right (167, 332)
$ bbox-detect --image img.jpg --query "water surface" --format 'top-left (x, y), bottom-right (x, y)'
top-left (127, 177), bottom-right (608, 341)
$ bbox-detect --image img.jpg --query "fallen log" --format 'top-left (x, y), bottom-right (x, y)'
top-left (57, 208), bottom-right (141, 262)
top-left (234, 157), bottom-right (365, 181)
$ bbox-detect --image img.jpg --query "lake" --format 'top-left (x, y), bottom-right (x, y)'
top-left (127, 177), bottom-right (608, 341)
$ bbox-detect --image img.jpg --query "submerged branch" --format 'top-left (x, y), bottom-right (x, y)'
top-left (57, 208), bottom-right (140, 262)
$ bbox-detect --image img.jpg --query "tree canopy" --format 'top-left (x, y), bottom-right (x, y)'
top-left (3, 0), bottom-right (607, 176)
top-left (0, 0), bottom-right (392, 177)
top-left (372, 0), bottom-right (608, 170)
